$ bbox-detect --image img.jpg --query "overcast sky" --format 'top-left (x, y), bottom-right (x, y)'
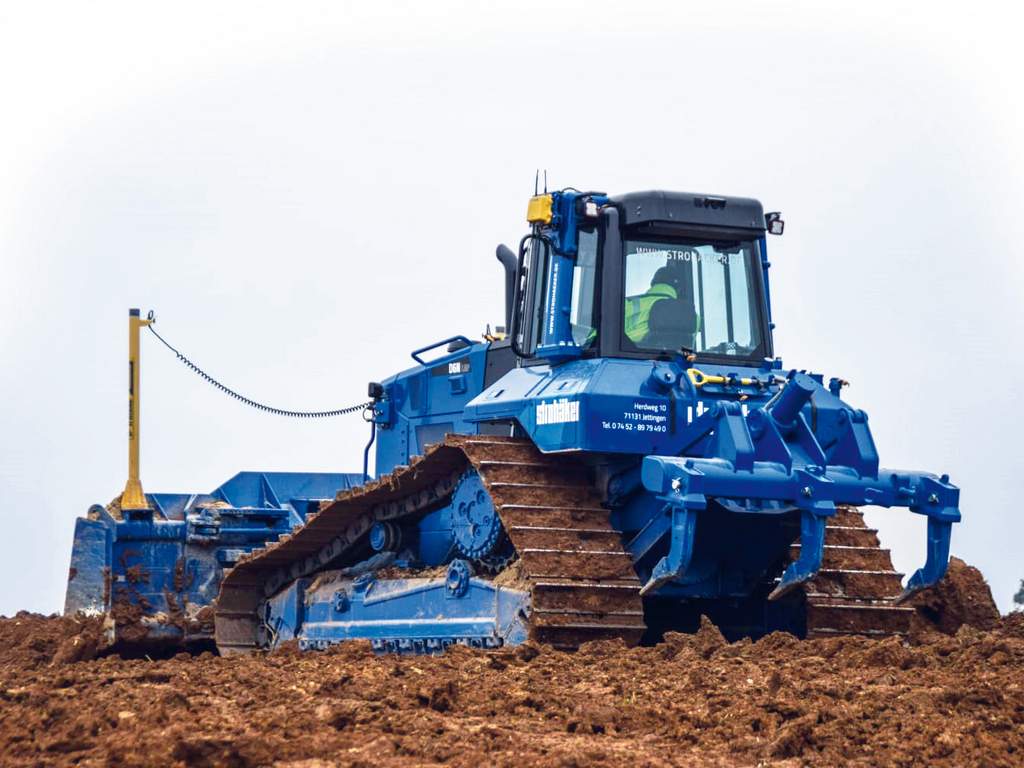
top-left (2, 1), bottom-right (1022, 616)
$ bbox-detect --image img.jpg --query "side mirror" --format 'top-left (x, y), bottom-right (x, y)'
top-left (765, 212), bottom-right (785, 236)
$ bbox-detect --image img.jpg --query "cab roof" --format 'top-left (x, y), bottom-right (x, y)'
top-left (611, 190), bottom-right (765, 232)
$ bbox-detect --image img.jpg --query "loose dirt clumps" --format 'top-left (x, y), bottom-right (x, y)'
top-left (0, 612), bottom-right (107, 670)
top-left (2, 573), bottom-right (1022, 766)
top-left (911, 556), bottom-right (1001, 637)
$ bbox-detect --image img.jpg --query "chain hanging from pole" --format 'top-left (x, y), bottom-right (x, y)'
top-left (145, 318), bottom-right (372, 419)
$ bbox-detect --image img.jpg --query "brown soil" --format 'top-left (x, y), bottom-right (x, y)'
top-left (909, 557), bottom-right (1001, 638)
top-left (2, 570), bottom-right (1022, 767)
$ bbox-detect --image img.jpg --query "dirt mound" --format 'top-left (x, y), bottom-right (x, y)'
top-left (1, 609), bottom-right (1022, 767)
top-left (1002, 610), bottom-right (1024, 638)
top-left (0, 612), bottom-right (108, 669)
top-left (911, 557), bottom-right (1001, 639)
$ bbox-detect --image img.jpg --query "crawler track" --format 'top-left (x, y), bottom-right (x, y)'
top-left (215, 435), bottom-right (645, 654)
top-left (799, 506), bottom-right (915, 638)
top-left (216, 438), bottom-right (910, 654)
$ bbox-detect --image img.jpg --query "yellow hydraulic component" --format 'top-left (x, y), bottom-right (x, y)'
top-left (526, 194), bottom-right (553, 224)
top-left (120, 308), bottom-right (153, 510)
top-left (686, 368), bottom-right (758, 389)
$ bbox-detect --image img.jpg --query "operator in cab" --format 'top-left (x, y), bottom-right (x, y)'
top-left (624, 254), bottom-right (701, 350)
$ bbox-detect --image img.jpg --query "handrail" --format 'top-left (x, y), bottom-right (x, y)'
top-left (410, 335), bottom-right (474, 366)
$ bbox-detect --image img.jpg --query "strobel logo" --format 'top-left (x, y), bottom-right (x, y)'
top-left (536, 398), bottom-right (580, 426)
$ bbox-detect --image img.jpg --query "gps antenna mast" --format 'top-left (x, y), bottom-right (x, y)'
top-left (120, 308), bottom-right (153, 510)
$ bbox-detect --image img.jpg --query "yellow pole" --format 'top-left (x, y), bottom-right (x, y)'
top-left (120, 308), bottom-right (153, 510)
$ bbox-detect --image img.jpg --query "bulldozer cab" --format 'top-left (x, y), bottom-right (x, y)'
top-left (508, 190), bottom-right (776, 366)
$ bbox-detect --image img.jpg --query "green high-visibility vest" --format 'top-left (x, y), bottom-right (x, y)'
top-left (624, 283), bottom-right (701, 345)
top-left (625, 283), bottom-right (676, 343)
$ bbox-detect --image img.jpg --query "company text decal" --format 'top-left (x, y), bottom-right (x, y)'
top-left (536, 398), bottom-right (580, 426)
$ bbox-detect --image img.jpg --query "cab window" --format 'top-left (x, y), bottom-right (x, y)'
top-left (622, 238), bottom-right (765, 357)
top-left (570, 228), bottom-right (599, 350)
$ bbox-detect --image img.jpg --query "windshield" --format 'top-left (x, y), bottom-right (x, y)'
top-left (623, 238), bottom-right (766, 357)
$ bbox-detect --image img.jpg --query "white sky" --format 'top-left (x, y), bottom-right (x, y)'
top-left (1, 1), bottom-right (1022, 615)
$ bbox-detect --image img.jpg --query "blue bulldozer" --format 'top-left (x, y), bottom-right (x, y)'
top-left (65, 187), bottom-right (961, 654)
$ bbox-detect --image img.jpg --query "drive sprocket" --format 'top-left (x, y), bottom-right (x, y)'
top-left (450, 470), bottom-right (503, 560)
